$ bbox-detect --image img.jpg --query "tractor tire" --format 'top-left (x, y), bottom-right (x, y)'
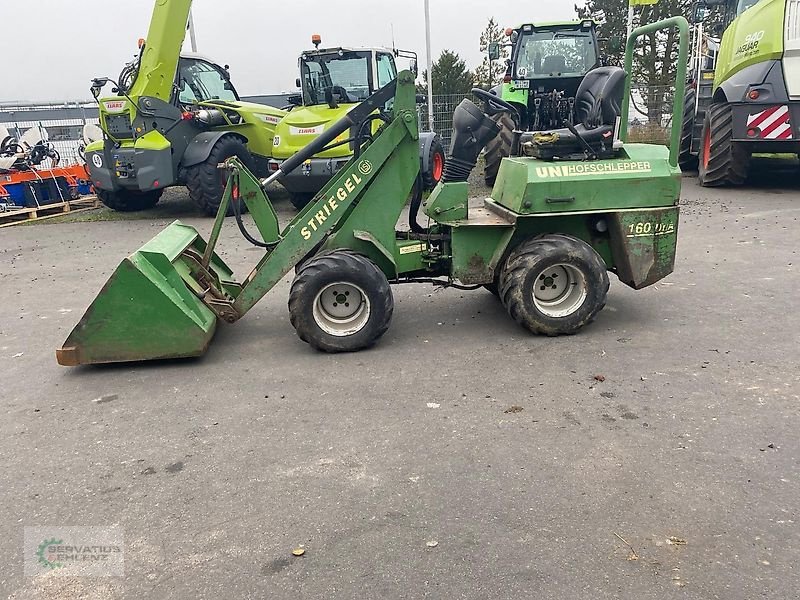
top-left (499, 234), bottom-right (609, 336)
top-left (698, 102), bottom-right (750, 187)
top-left (483, 112), bottom-right (515, 187)
top-left (422, 137), bottom-right (445, 190)
top-left (678, 86), bottom-right (698, 172)
top-left (96, 188), bottom-right (162, 212)
top-left (289, 250), bottom-right (394, 353)
top-left (185, 134), bottom-right (254, 216)
top-left (289, 192), bottom-right (315, 211)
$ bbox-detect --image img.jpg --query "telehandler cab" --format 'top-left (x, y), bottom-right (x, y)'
top-left (57, 18), bottom-right (688, 367)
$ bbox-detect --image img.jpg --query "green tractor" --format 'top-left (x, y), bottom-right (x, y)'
top-left (85, 0), bottom-right (286, 215)
top-left (680, 0), bottom-right (800, 185)
top-left (484, 19), bottom-right (602, 185)
top-left (269, 35), bottom-right (445, 209)
top-left (57, 18), bottom-right (688, 367)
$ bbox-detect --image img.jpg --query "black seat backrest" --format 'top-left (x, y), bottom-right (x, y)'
top-left (541, 55), bottom-right (566, 74)
top-left (573, 66), bottom-right (626, 129)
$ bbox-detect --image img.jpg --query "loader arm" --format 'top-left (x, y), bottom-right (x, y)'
top-left (202, 71), bottom-right (420, 320)
top-left (128, 0), bottom-right (195, 102)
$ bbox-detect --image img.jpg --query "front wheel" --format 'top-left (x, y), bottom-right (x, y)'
top-left (678, 86), bottom-right (698, 172)
top-left (499, 234), bottom-right (609, 336)
top-left (288, 192), bottom-right (315, 211)
top-left (185, 135), bottom-right (253, 216)
top-left (698, 102), bottom-right (750, 187)
top-left (483, 112), bottom-right (515, 186)
top-left (96, 188), bottom-right (162, 212)
top-left (289, 250), bottom-right (394, 352)
top-left (421, 137), bottom-right (445, 190)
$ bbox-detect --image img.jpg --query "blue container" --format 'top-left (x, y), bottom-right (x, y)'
top-left (5, 182), bottom-right (26, 206)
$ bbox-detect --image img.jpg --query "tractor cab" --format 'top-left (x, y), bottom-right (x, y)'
top-left (483, 19), bottom-right (602, 184)
top-left (268, 36), bottom-right (431, 209)
top-left (502, 20), bottom-right (600, 130)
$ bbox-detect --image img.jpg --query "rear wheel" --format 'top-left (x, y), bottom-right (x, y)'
top-left (289, 250), bottom-right (393, 352)
top-left (97, 188), bottom-right (162, 212)
top-left (483, 112), bottom-right (515, 186)
top-left (422, 137), bottom-right (445, 189)
top-left (698, 102), bottom-right (750, 187)
top-left (185, 135), bottom-right (253, 216)
top-left (499, 234), bottom-right (609, 336)
top-left (678, 86), bottom-right (698, 172)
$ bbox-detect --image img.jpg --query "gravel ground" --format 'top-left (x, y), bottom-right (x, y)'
top-left (1, 161), bottom-right (799, 599)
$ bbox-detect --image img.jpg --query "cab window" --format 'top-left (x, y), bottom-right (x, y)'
top-left (376, 53), bottom-right (396, 88)
top-left (177, 59), bottom-right (238, 105)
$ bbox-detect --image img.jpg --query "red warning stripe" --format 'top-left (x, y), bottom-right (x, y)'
top-left (761, 111), bottom-right (791, 138)
top-left (747, 105), bottom-right (781, 129)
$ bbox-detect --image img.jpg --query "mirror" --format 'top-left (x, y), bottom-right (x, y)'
top-left (410, 59), bottom-right (418, 77)
top-left (693, 5), bottom-right (709, 21)
top-left (295, 77), bottom-right (301, 89)
top-left (488, 42), bottom-right (501, 61)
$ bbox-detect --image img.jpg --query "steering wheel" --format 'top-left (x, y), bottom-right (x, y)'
top-left (471, 88), bottom-right (521, 127)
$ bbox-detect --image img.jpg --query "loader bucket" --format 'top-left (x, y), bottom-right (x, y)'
top-left (57, 221), bottom-right (234, 366)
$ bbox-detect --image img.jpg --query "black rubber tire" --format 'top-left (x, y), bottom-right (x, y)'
top-left (185, 135), bottom-right (254, 216)
top-left (698, 102), bottom-right (750, 187)
top-left (499, 234), bottom-right (609, 336)
top-left (483, 112), bottom-right (515, 186)
top-left (421, 137), bottom-right (445, 190)
top-left (289, 192), bottom-right (315, 211)
top-left (289, 250), bottom-right (394, 352)
top-left (96, 188), bottom-right (162, 212)
top-left (678, 86), bottom-right (699, 172)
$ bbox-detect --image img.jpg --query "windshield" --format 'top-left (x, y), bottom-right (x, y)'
top-left (300, 51), bottom-right (373, 105)
top-left (736, 0), bottom-right (763, 15)
top-left (177, 59), bottom-right (238, 104)
top-left (514, 30), bottom-right (597, 78)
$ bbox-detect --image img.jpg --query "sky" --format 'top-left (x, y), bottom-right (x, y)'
top-left (0, 0), bottom-right (580, 102)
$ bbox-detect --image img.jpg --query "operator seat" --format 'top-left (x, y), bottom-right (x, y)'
top-left (523, 66), bottom-right (626, 160)
top-left (541, 55), bottom-right (567, 74)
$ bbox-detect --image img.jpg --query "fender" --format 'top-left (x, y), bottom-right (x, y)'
top-left (418, 131), bottom-right (441, 173)
top-left (181, 131), bottom-right (248, 168)
top-left (714, 60), bottom-right (784, 104)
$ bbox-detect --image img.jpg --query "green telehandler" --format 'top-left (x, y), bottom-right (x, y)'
top-left (56, 18), bottom-right (688, 367)
top-left (85, 0), bottom-right (286, 215)
top-left (680, 0), bottom-right (800, 185)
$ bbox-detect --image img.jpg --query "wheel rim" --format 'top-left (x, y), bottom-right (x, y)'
top-left (531, 263), bottom-right (587, 318)
top-left (313, 282), bottom-right (371, 336)
top-left (702, 126), bottom-right (711, 170)
top-left (432, 152), bottom-right (444, 182)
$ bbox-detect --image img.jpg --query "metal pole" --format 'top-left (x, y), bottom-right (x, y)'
top-left (626, 2), bottom-right (635, 40)
top-left (424, 0), bottom-right (434, 132)
top-left (188, 9), bottom-right (198, 52)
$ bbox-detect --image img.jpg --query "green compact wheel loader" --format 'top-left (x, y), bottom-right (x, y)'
top-left (269, 35), bottom-right (445, 210)
top-left (57, 18), bottom-right (688, 367)
top-left (680, 0), bottom-right (800, 185)
top-left (483, 19), bottom-right (602, 185)
top-left (85, 0), bottom-right (286, 215)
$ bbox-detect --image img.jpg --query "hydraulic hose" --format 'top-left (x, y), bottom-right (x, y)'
top-left (230, 172), bottom-right (276, 249)
top-left (408, 173), bottom-right (426, 233)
